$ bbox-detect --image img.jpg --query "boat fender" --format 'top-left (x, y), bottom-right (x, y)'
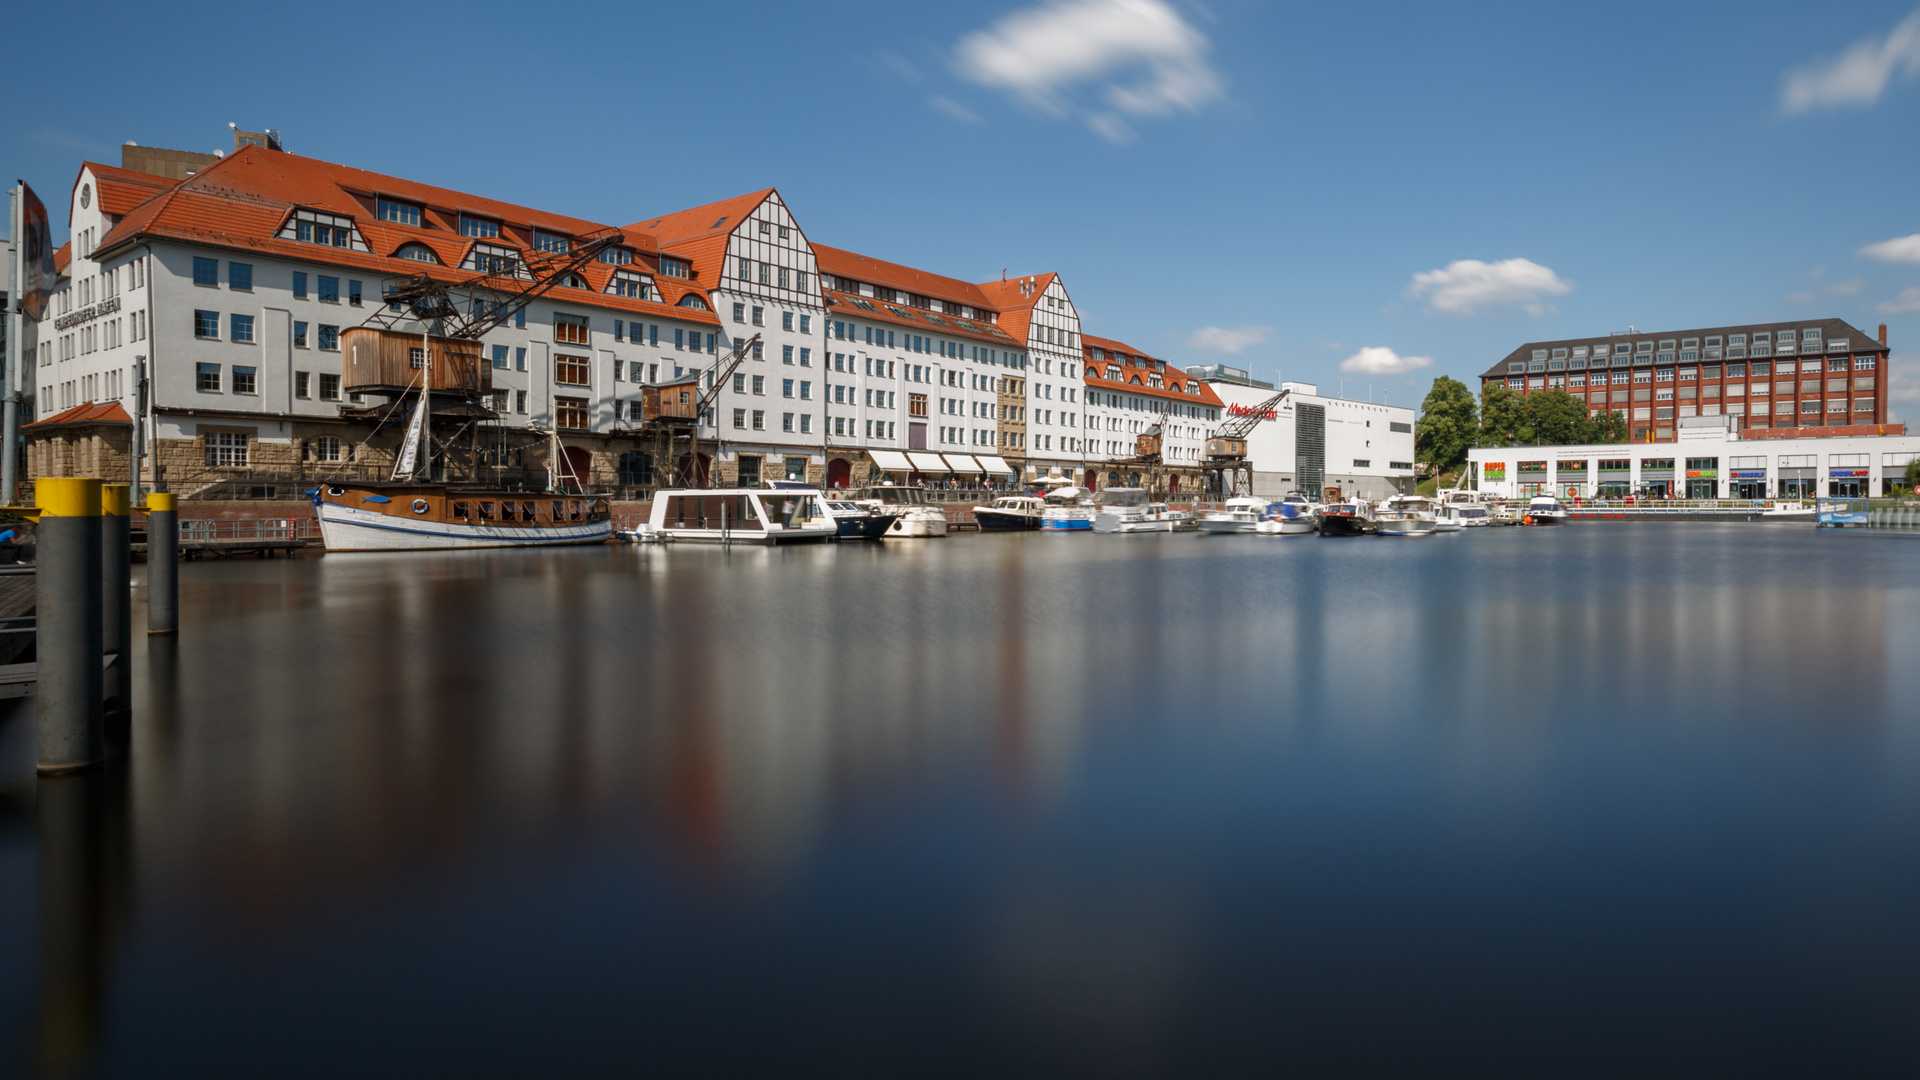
top-left (411, 499), bottom-right (430, 514)
top-left (1522, 515), bottom-right (1533, 525)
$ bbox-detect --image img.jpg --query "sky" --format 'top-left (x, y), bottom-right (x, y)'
top-left (8, 0), bottom-right (1920, 417)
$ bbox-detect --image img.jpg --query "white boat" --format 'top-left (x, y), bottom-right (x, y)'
top-left (1377, 495), bottom-right (1440, 537)
top-left (642, 488), bottom-right (838, 544)
top-left (1524, 495), bottom-right (1569, 525)
top-left (1198, 496), bottom-right (1268, 534)
top-left (1441, 488), bottom-right (1506, 526)
top-left (1092, 488), bottom-right (1175, 533)
top-left (1041, 486), bottom-right (1095, 532)
top-left (1256, 498), bottom-right (1318, 535)
top-left (314, 484), bottom-right (614, 551)
top-left (853, 484), bottom-right (949, 537)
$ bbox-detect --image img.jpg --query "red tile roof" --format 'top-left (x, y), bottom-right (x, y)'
top-left (822, 289), bottom-right (1024, 349)
top-left (974, 273), bottom-right (1057, 349)
top-left (1082, 334), bottom-right (1223, 408)
top-left (815, 245), bottom-right (999, 310)
top-left (75, 162), bottom-right (174, 224)
top-left (26, 401), bottom-right (132, 428)
top-left (54, 242), bottom-right (71, 274)
top-left (624, 189), bottom-right (775, 285)
top-left (91, 147), bottom-right (719, 326)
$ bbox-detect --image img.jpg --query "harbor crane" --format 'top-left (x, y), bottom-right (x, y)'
top-left (1201, 386), bottom-right (1292, 497)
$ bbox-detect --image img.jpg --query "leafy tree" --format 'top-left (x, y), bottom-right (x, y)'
top-left (1905, 456), bottom-right (1920, 494)
top-left (1415, 376), bottom-right (1478, 473)
top-left (1586, 409), bottom-right (1630, 444)
top-left (1529, 389), bottom-right (1592, 445)
top-left (1478, 383), bottom-right (1629, 447)
top-left (1478, 383), bottom-right (1533, 446)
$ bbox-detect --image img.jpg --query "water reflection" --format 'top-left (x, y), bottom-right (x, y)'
top-left (0, 525), bottom-right (1917, 1074)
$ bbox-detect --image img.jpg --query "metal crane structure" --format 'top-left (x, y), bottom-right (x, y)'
top-left (613, 332), bottom-right (762, 489)
top-left (345, 229), bottom-right (626, 487)
top-left (1201, 386), bottom-right (1292, 497)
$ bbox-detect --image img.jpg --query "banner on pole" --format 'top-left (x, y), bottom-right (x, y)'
top-left (15, 182), bottom-right (56, 321)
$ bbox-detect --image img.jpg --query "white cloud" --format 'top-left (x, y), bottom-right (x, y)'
top-left (1183, 325), bottom-right (1271, 354)
top-left (1860, 233), bottom-right (1920, 263)
top-left (1877, 287), bottom-right (1920, 314)
top-left (954, 0), bottom-right (1223, 144)
top-left (1781, 8), bottom-right (1920, 113)
top-left (929, 95), bottom-right (982, 124)
top-left (1339, 347), bottom-right (1432, 376)
top-left (1828, 277), bottom-right (1867, 295)
top-left (1407, 258), bottom-right (1572, 316)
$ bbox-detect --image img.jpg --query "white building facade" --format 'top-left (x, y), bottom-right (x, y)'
top-left (1191, 368), bottom-right (1417, 501)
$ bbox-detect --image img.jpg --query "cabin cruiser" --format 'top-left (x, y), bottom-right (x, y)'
top-left (1041, 486), bottom-right (1096, 532)
top-left (1198, 496), bottom-right (1268, 534)
top-left (1318, 499), bottom-right (1375, 537)
top-left (973, 496), bottom-right (1045, 531)
top-left (1257, 499), bottom-right (1318, 535)
top-left (1435, 503), bottom-right (1487, 528)
top-left (1524, 495), bottom-right (1569, 525)
top-left (1092, 488), bottom-right (1175, 533)
top-left (1441, 488), bottom-right (1505, 525)
top-left (825, 500), bottom-right (901, 540)
top-left (853, 484), bottom-right (949, 537)
top-left (641, 488), bottom-right (838, 544)
top-left (1375, 495), bottom-right (1439, 537)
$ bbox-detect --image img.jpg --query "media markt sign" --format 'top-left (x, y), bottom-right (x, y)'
top-left (1483, 462), bottom-right (1506, 481)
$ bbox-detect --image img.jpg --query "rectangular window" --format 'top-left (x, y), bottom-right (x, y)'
top-left (294, 321), bottom-right (308, 348)
top-left (799, 415), bottom-right (812, 433)
top-left (318, 276), bottom-right (339, 303)
top-left (555, 396), bottom-right (589, 429)
top-left (733, 373), bottom-right (746, 394)
top-left (752, 375), bottom-right (765, 395)
top-left (800, 381), bottom-right (812, 400)
top-left (193, 257), bottom-right (218, 286)
top-left (319, 373), bottom-right (340, 401)
top-left (783, 413), bottom-right (794, 432)
top-left (196, 363), bottom-right (221, 392)
top-left (228, 262), bottom-right (252, 291)
top-left (782, 311), bottom-right (794, 332)
top-left (783, 345), bottom-right (794, 364)
top-left (292, 271), bottom-right (307, 299)
top-left (377, 198), bottom-right (421, 226)
top-left (232, 366), bottom-right (257, 395)
top-left (230, 313), bottom-right (254, 343)
top-left (752, 410), bottom-right (765, 430)
top-left (554, 314), bottom-right (589, 345)
top-left (492, 345), bottom-right (508, 369)
top-left (733, 302), bottom-right (746, 323)
top-left (783, 379), bottom-right (794, 398)
top-left (614, 320), bottom-right (624, 342)
top-left (515, 347), bottom-right (526, 371)
top-left (204, 431), bottom-right (248, 467)
top-left (532, 230), bottom-right (571, 253)
top-left (799, 348), bottom-right (811, 367)
top-left (459, 216), bottom-right (500, 238)
top-left (734, 408), bottom-right (747, 428)
top-left (295, 372), bottom-right (311, 399)
top-left (318, 324), bottom-right (340, 350)
top-left (556, 355), bottom-right (590, 386)
top-left (194, 310), bottom-right (220, 338)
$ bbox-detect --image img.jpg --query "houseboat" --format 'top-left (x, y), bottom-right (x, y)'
top-left (643, 488), bottom-right (838, 544)
top-left (313, 483), bottom-right (614, 551)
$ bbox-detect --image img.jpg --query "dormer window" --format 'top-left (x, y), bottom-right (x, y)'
top-left (598, 248), bottom-right (633, 266)
top-left (607, 271), bottom-right (650, 299)
top-left (280, 208), bottom-right (366, 251)
top-left (564, 273), bottom-right (589, 290)
top-left (458, 215), bottom-right (500, 238)
top-left (465, 243), bottom-right (519, 275)
top-left (394, 242), bottom-right (440, 264)
top-left (531, 229), bottom-right (571, 253)
top-left (677, 294), bottom-right (709, 311)
top-left (1105, 365), bottom-right (1121, 380)
top-left (377, 198), bottom-right (422, 227)
top-left (659, 258), bottom-right (689, 279)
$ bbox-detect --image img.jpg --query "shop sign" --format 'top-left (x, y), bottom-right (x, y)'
top-left (1828, 468), bottom-right (1869, 478)
top-left (1731, 470), bottom-right (1766, 479)
top-left (1685, 470), bottom-right (1717, 478)
top-left (1483, 462), bottom-right (1506, 480)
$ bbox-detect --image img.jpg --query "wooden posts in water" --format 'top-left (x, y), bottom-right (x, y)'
top-left (145, 493), bottom-right (177, 635)
top-left (35, 478), bottom-right (104, 773)
top-left (100, 484), bottom-right (131, 721)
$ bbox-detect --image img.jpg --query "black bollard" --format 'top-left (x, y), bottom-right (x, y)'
top-left (146, 492), bottom-right (177, 636)
top-left (37, 478), bottom-right (104, 773)
top-left (100, 484), bottom-right (130, 723)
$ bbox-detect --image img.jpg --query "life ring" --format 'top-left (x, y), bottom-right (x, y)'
top-left (411, 499), bottom-right (430, 515)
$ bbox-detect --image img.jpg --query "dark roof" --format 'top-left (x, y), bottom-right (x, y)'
top-left (1478, 317), bottom-right (1888, 379)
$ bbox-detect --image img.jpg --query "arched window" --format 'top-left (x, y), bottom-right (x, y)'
top-left (394, 242), bottom-right (440, 264)
top-left (564, 273), bottom-right (590, 290)
top-left (1129, 375), bottom-right (1142, 385)
top-left (678, 295), bottom-right (710, 311)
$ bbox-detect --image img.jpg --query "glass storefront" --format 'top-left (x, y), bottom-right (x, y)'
top-left (1778, 478), bottom-right (1815, 498)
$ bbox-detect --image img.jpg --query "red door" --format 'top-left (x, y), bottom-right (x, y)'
top-left (826, 458), bottom-right (852, 489)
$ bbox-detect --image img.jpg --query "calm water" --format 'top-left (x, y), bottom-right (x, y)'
top-left (3, 524), bottom-right (1920, 1077)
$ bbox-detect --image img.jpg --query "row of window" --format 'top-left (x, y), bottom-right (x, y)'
top-left (729, 409), bottom-right (817, 434)
top-left (1515, 333), bottom-right (1858, 373)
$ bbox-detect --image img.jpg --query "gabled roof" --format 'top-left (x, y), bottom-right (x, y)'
top-left (814, 245), bottom-right (996, 310)
top-left (89, 146), bottom-right (717, 325)
top-left (1082, 334), bottom-right (1223, 408)
top-left (624, 189), bottom-right (776, 285)
top-left (975, 273), bottom-right (1058, 347)
top-left (1480, 317), bottom-right (1889, 378)
top-left (26, 401), bottom-right (132, 428)
top-left (822, 290), bottom-right (1023, 348)
top-left (53, 242), bottom-right (71, 274)
top-left (76, 162), bottom-right (175, 224)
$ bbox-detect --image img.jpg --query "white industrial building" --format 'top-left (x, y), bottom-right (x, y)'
top-left (1187, 365), bottom-right (1417, 501)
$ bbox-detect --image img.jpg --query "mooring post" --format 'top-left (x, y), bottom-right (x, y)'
top-left (100, 484), bottom-right (131, 721)
top-left (146, 493), bottom-right (177, 636)
top-left (37, 478), bottom-right (104, 773)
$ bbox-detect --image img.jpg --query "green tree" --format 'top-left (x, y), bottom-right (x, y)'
top-left (1529, 389), bottom-right (1591, 445)
top-left (1478, 383), bottom-right (1533, 446)
top-left (1905, 456), bottom-right (1920, 494)
top-left (1583, 408), bottom-right (1630, 445)
top-left (1416, 376), bottom-right (1478, 473)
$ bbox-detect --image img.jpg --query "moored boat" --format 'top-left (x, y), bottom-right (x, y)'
top-left (973, 496), bottom-right (1045, 531)
top-left (1256, 498), bottom-right (1318, 535)
top-left (825, 500), bottom-right (901, 540)
top-left (1041, 486), bottom-right (1095, 532)
top-left (1524, 495), bottom-right (1569, 525)
top-left (853, 484), bottom-right (949, 537)
top-left (1318, 499), bottom-right (1375, 537)
top-left (314, 483), bottom-right (614, 551)
top-left (644, 488), bottom-right (838, 543)
top-left (1092, 488), bottom-right (1174, 533)
top-left (1198, 496), bottom-right (1268, 534)
top-left (1377, 495), bottom-right (1440, 537)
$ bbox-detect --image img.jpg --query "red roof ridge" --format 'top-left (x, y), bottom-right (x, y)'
top-left (26, 401), bottom-right (133, 428)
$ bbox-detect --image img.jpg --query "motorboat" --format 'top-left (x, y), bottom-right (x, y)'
top-left (1317, 499), bottom-right (1375, 537)
top-left (314, 483), bottom-right (613, 551)
top-left (1198, 496), bottom-right (1268, 535)
top-left (1092, 488), bottom-right (1174, 533)
top-left (1041, 486), bottom-right (1096, 532)
top-left (1441, 488), bottom-right (1506, 525)
top-left (641, 488), bottom-right (838, 544)
top-left (824, 500), bottom-right (901, 540)
top-left (853, 484), bottom-right (949, 537)
top-left (1377, 495), bottom-right (1440, 537)
top-left (1524, 495), bottom-right (1569, 525)
top-left (1256, 498), bottom-right (1318, 535)
top-left (1435, 503), bottom-right (1488, 528)
top-left (973, 496), bottom-right (1045, 531)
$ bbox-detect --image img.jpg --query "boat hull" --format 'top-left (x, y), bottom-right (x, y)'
top-left (1198, 517), bottom-right (1259, 534)
top-left (1318, 515), bottom-right (1372, 537)
top-left (886, 511), bottom-right (949, 537)
top-left (1093, 513), bottom-right (1174, 533)
top-left (1041, 509), bottom-right (1093, 532)
top-left (1255, 519), bottom-right (1317, 535)
top-left (317, 501), bottom-right (612, 551)
top-left (973, 510), bottom-right (1042, 531)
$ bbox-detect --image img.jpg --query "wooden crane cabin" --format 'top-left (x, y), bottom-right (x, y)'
top-left (341, 327), bottom-right (489, 396)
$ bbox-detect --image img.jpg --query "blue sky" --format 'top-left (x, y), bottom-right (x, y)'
top-left (10, 0), bottom-right (1920, 415)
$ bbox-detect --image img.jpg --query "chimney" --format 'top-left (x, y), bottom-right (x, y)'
top-left (1879, 323), bottom-right (1888, 345)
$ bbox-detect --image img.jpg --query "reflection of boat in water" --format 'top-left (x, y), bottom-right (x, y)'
top-left (314, 483), bottom-right (613, 550)
top-left (1318, 500), bottom-right (1375, 537)
top-left (1092, 488), bottom-right (1174, 533)
top-left (1524, 495), bottom-right (1568, 525)
top-left (1198, 496), bottom-right (1268, 534)
top-left (853, 485), bottom-right (949, 537)
top-left (643, 488), bottom-right (838, 544)
top-left (1376, 495), bottom-right (1439, 537)
top-left (1041, 486), bottom-right (1095, 532)
top-left (973, 496), bottom-right (1045, 531)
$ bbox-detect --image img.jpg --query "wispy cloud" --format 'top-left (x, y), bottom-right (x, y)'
top-left (1860, 233), bottom-right (1920, 263)
top-left (1877, 287), bottom-right (1920, 314)
top-left (1183, 325), bottom-right (1271, 355)
top-left (1829, 278), bottom-right (1867, 295)
top-left (1339, 347), bottom-right (1432, 376)
top-left (876, 51), bottom-right (923, 83)
top-left (1408, 258), bottom-right (1572, 316)
top-left (929, 95), bottom-right (982, 124)
top-left (1781, 8), bottom-right (1920, 113)
top-left (953, 0), bottom-right (1223, 144)
top-left (1787, 290), bottom-right (1820, 304)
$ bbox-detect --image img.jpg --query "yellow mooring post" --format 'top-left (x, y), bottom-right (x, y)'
top-left (100, 484), bottom-right (131, 722)
top-left (145, 493), bottom-right (177, 635)
top-left (35, 478), bottom-right (104, 773)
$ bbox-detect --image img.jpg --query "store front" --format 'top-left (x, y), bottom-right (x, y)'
top-left (1684, 457), bottom-right (1719, 499)
top-left (1639, 458), bottom-right (1674, 498)
top-left (1730, 469), bottom-right (1767, 499)
top-left (1556, 460), bottom-right (1587, 500)
top-left (1828, 468), bottom-right (1868, 497)
top-left (1516, 460), bottom-right (1548, 498)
